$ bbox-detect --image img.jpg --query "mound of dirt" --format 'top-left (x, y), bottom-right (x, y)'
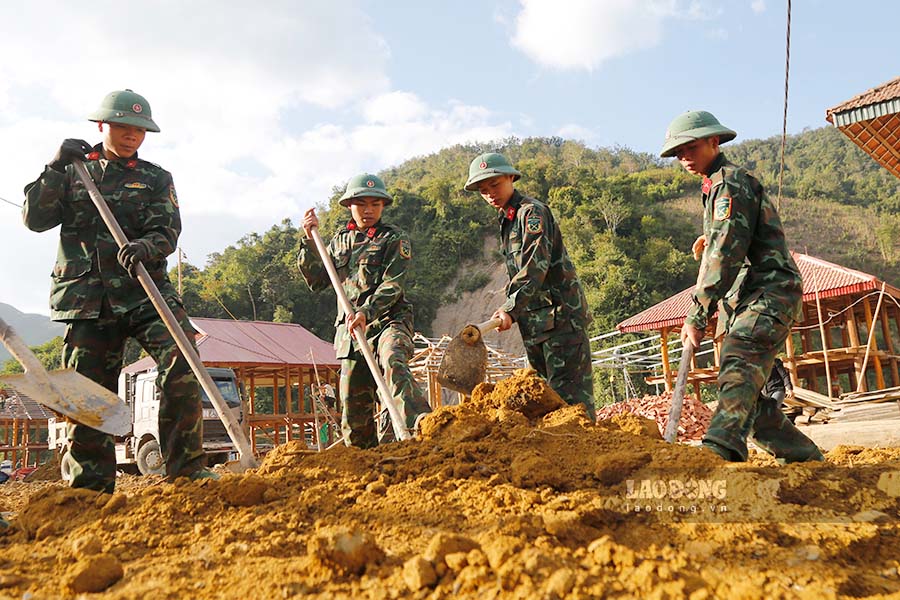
top-left (1, 370), bottom-right (899, 599)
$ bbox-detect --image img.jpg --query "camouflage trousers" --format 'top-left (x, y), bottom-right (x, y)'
top-left (61, 297), bottom-right (206, 492)
top-left (703, 309), bottom-right (824, 463)
top-left (339, 322), bottom-right (431, 449)
top-left (524, 327), bottom-right (596, 420)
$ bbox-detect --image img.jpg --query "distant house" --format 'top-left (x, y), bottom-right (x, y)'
top-left (124, 317), bottom-right (340, 452)
top-left (0, 388), bottom-right (53, 468)
top-left (617, 253), bottom-right (900, 399)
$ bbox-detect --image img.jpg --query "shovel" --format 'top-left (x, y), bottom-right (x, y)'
top-left (436, 318), bottom-right (502, 395)
top-left (72, 160), bottom-right (259, 470)
top-left (0, 317), bottom-right (130, 435)
top-left (306, 225), bottom-right (411, 442)
top-left (664, 338), bottom-right (694, 443)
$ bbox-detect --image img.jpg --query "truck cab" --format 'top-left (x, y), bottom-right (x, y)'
top-left (49, 367), bottom-right (244, 478)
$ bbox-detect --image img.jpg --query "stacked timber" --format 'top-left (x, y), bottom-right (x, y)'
top-left (596, 392), bottom-right (713, 442)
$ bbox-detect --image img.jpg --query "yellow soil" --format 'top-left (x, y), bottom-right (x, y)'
top-left (1, 369), bottom-right (900, 599)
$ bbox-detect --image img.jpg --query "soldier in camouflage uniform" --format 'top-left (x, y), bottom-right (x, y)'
top-left (23, 90), bottom-right (210, 492)
top-left (298, 174), bottom-right (431, 448)
top-left (661, 110), bottom-right (823, 463)
top-left (465, 153), bottom-right (595, 419)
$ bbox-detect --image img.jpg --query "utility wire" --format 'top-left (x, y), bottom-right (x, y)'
top-left (776, 0), bottom-right (792, 212)
top-left (1, 195), bottom-right (23, 209)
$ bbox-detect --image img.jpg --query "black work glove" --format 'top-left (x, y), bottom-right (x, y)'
top-left (49, 139), bottom-right (93, 173)
top-left (117, 240), bottom-right (153, 278)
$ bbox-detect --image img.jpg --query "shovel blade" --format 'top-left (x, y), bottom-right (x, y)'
top-left (437, 324), bottom-right (489, 396)
top-left (0, 369), bottom-right (131, 436)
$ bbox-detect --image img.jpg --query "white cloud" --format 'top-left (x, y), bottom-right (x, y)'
top-left (751, 0), bottom-right (767, 14)
top-left (363, 92), bottom-right (429, 124)
top-left (509, 0), bottom-right (695, 71)
top-left (0, 2), bottom-right (519, 315)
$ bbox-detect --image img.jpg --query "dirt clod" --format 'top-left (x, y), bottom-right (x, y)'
top-left (403, 556), bottom-right (437, 591)
top-left (65, 553), bottom-right (123, 593)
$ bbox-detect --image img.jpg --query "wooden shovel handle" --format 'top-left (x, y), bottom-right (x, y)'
top-left (476, 318), bottom-right (503, 332)
top-left (72, 160), bottom-right (258, 468)
top-left (664, 339), bottom-right (694, 443)
top-left (307, 226), bottom-right (410, 441)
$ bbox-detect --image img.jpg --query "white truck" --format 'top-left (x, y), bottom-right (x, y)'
top-left (49, 367), bottom-right (244, 478)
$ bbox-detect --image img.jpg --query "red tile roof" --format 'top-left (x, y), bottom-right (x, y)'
top-left (826, 76), bottom-right (900, 119)
top-left (617, 253), bottom-right (895, 333)
top-left (123, 317), bottom-right (338, 373)
top-left (617, 287), bottom-right (695, 334)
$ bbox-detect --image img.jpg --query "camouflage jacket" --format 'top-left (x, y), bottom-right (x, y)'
top-left (298, 219), bottom-right (414, 358)
top-left (686, 153), bottom-right (803, 331)
top-left (23, 145), bottom-right (181, 321)
top-left (498, 190), bottom-right (591, 345)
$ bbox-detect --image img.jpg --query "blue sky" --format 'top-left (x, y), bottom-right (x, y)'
top-left (1, 0), bottom-right (897, 315)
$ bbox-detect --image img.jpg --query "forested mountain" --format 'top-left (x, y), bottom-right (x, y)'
top-left (176, 126), bottom-right (900, 345)
top-left (0, 302), bottom-right (64, 363)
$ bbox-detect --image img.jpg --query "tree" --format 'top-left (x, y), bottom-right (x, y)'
top-left (1, 336), bottom-right (64, 375)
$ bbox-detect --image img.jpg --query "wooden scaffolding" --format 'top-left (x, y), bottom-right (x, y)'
top-left (410, 333), bottom-right (527, 407)
top-left (0, 389), bottom-right (53, 469)
top-left (618, 253), bottom-right (900, 402)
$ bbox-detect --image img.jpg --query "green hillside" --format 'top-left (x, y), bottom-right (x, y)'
top-left (177, 127), bottom-right (900, 344)
top-left (0, 302), bottom-right (64, 364)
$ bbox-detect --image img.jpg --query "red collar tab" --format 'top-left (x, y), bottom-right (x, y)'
top-left (87, 151), bottom-right (101, 160)
top-left (701, 177), bottom-right (712, 195)
top-left (346, 220), bottom-right (358, 231)
top-left (504, 206), bottom-right (517, 221)
top-left (366, 226), bottom-right (377, 239)
top-left (125, 159), bottom-right (138, 169)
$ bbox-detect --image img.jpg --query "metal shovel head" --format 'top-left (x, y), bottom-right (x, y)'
top-left (0, 369), bottom-right (131, 436)
top-left (437, 324), bottom-right (488, 396)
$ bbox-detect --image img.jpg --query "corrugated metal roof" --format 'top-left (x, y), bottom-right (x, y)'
top-left (617, 253), bottom-right (891, 333)
top-left (826, 76), bottom-right (900, 125)
top-left (123, 317), bottom-right (338, 373)
top-left (0, 392), bottom-right (55, 421)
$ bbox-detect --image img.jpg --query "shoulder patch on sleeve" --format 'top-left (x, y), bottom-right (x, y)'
top-left (399, 239), bottom-right (411, 259)
top-left (526, 215), bottom-right (543, 234)
top-left (168, 184), bottom-right (179, 208)
top-left (714, 196), bottom-right (732, 221)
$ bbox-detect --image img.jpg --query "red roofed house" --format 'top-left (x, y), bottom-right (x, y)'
top-left (125, 317), bottom-right (340, 453)
top-left (618, 253), bottom-right (900, 399)
top-left (0, 388), bottom-right (54, 469)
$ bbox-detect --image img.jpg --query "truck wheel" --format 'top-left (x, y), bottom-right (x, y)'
top-left (136, 440), bottom-right (166, 476)
top-left (59, 450), bottom-right (72, 483)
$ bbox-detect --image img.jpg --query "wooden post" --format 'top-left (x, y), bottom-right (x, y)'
top-left (846, 301), bottom-right (861, 346)
top-left (880, 301), bottom-right (899, 387)
top-left (859, 287), bottom-right (887, 392)
top-left (814, 279), bottom-right (833, 398)
top-left (285, 366), bottom-right (293, 442)
top-left (660, 328), bottom-right (673, 392)
top-left (784, 332), bottom-right (799, 388)
top-left (801, 304), bottom-right (811, 353)
top-left (894, 306), bottom-right (900, 351)
top-left (249, 372), bottom-right (257, 454)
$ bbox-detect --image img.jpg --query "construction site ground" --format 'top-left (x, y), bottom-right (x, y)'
top-left (2, 370), bottom-right (900, 599)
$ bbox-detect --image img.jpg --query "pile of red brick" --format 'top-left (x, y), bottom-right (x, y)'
top-left (596, 392), bottom-right (713, 442)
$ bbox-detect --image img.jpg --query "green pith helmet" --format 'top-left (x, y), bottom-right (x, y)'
top-left (660, 110), bottom-right (736, 158)
top-left (464, 152), bottom-right (522, 192)
top-left (88, 89), bottom-right (160, 132)
top-left (339, 173), bottom-right (392, 207)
